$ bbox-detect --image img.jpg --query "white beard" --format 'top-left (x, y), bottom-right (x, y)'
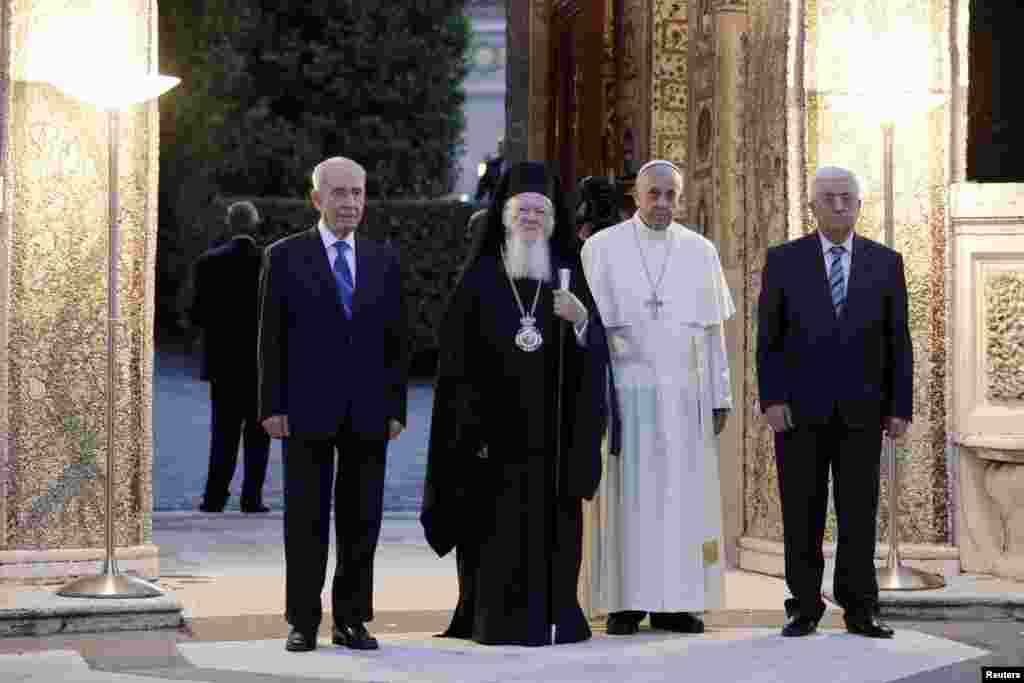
top-left (504, 235), bottom-right (552, 282)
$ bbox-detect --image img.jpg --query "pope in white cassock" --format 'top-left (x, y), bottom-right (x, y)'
top-left (580, 160), bottom-right (734, 636)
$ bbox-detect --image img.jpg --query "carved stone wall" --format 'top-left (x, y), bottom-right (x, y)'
top-left (0, 0), bottom-right (159, 577)
top-left (983, 272), bottom-right (1024, 402)
top-left (951, 182), bottom-right (1024, 581)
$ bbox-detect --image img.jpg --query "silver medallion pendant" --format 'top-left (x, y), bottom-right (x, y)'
top-left (515, 316), bottom-right (543, 352)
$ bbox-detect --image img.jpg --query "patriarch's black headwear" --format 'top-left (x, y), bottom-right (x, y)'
top-left (462, 161), bottom-right (575, 269)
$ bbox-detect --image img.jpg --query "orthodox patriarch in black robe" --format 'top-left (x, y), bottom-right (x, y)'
top-left (422, 162), bottom-right (610, 646)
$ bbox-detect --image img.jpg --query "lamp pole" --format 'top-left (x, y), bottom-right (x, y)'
top-left (874, 118), bottom-right (944, 592)
top-left (57, 74), bottom-right (179, 599)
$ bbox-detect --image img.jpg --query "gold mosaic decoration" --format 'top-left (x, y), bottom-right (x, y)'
top-left (651, 0), bottom-right (689, 190)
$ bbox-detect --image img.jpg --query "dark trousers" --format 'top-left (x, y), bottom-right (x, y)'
top-left (282, 418), bottom-right (388, 632)
top-left (774, 411), bottom-right (882, 621)
top-left (202, 380), bottom-right (271, 508)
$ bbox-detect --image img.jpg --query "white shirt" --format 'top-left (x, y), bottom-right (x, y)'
top-left (818, 230), bottom-right (853, 292)
top-left (319, 221), bottom-right (356, 284)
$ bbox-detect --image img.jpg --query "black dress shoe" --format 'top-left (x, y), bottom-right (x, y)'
top-left (240, 503), bottom-right (270, 513)
top-left (333, 623), bottom-right (379, 650)
top-left (285, 628), bottom-right (317, 652)
top-left (198, 500), bottom-right (225, 513)
top-left (781, 615), bottom-right (818, 637)
top-left (844, 615), bottom-right (894, 639)
top-left (606, 612), bottom-right (642, 636)
top-left (649, 612), bottom-right (705, 634)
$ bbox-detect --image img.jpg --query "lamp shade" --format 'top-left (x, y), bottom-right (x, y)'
top-left (53, 73), bottom-right (180, 110)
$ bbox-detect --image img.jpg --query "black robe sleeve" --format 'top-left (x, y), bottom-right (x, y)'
top-left (560, 260), bottom-right (611, 499)
top-left (421, 266), bottom-right (485, 557)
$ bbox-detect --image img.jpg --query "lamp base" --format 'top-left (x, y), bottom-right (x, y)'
top-left (877, 565), bottom-right (946, 591)
top-left (57, 572), bottom-right (163, 599)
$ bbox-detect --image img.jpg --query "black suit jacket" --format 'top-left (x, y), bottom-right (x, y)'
top-left (189, 236), bottom-right (263, 384)
top-left (258, 227), bottom-right (408, 440)
top-left (756, 232), bottom-right (913, 428)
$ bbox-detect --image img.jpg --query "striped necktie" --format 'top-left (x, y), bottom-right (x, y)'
top-left (333, 241), bottom-right (354, 317)
top-left (828, 245), bottom-right (846, 317)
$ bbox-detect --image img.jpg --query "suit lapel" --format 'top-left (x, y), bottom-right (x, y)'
top-left (803, 232), bottom-right (837, 325)
top-left (302, 226), bottom-right (348, 319)
top-left (351, 237), bottom-right (376, 316)
top-left (843, 234), bottom-right (874, 324)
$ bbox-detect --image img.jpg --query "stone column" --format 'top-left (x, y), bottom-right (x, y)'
top-left (950, 183), bottom-right (1024, 582)
top-left (0, 0), bottom-right (160, 579)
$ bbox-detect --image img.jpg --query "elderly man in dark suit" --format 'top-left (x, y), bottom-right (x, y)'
top-left (191, 200), bottom-right (271, 514)
top-left (259, 156), bottom-right (408, 653)
top-left (757, 166), bottom-right (913, 640)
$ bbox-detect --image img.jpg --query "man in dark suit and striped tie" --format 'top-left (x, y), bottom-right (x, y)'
top-left (259, 156), bottom-right (408, 652)
top-left (756, 166), bottom-right (913, 640)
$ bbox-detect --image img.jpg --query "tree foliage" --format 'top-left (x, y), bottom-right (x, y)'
top-left (157, 1), bottom-right (472, 333)
top-left (160, 1), bottom-right (471, 199)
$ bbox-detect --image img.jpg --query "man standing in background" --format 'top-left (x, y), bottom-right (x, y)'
top-left (190, 200), bottom-right (271, 514)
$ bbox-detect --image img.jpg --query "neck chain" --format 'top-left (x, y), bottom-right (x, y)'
top-left (500, 247), bottom-right (544, 352)
top-left (633, 217), bottom-right (673, 319)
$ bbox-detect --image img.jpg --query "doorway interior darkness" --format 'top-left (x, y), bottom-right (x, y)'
top-left (967, 1), bottom-right (1024, 182)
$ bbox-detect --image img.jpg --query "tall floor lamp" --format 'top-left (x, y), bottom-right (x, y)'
top-left (828, 89), bottom-right (946, 591)
top-left (55, 73), bottom-right (180, 599)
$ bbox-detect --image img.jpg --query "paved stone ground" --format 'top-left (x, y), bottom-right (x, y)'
top-left (153, 346), bottom-right (433, 513)
top-left (0, 619), bottom-right (1019, 682)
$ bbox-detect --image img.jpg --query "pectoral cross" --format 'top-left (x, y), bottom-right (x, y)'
top-left (645, 295), bottom-right (664, 319)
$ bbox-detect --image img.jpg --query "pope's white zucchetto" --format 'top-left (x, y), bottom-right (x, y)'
top-left (636, 159), bottom-right (683, 179)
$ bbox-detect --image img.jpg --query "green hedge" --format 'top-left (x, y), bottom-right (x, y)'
top-left (160, 197), bottom-right (483, 375)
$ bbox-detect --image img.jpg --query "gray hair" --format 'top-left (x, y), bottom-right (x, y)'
top-left (812, 166), bottom-right (861, 199)
top-left (311, 156), bottom-right (367, 191)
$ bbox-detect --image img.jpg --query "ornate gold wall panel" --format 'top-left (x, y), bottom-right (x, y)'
top-left (1, 1), bottom-right (158, 567)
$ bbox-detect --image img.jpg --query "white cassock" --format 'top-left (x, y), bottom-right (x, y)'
top-left (581, 214), bottom-right (734, 614)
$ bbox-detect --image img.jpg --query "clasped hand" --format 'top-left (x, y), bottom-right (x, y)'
top-left (553, 290), bottom-right (587, 325)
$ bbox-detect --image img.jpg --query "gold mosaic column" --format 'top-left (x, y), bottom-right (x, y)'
top-left (0, 0), bottom-right (160, 579)
top-left (650, 0), bottom-right (689, 185)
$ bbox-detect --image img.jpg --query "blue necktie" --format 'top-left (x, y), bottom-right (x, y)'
top-left (829, 245), bottom-right (846, 317)
top-left (333, 241), bottom-right (354, 317)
